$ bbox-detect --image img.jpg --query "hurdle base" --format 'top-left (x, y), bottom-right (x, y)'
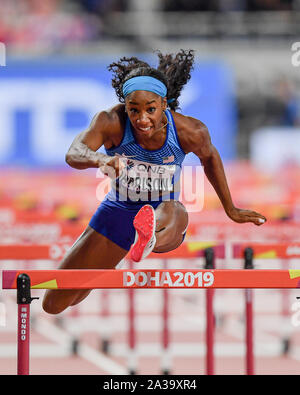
top-left (71, 338), bottom-right (80, 356)
top-left (282, 338), bottom-right (291, 355)
top-left (100, 339), bottom-right (110, 354)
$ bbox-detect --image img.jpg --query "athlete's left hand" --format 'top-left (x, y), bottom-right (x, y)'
top-left (226, 207), bottom-right (267, 226)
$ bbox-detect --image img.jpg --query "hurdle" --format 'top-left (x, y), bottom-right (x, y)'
top-left (232, 243), bottom-right (300, 259)
top-left (0, 240), bottom-right (225, 375)
top-left (3, 256), bottom-right (300, 375)
top-left (231, 242), bottom-right (300, 374)
top-left (4, 268), bottom-right (300, 290)
top-left (3, 241), bottom-right (300, 375)
top-left (0, 241), bottom-right (82, 356)
top-left (0, 243), bottom-right (72, 261)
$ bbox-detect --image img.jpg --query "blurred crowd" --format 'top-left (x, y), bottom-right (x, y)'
top-left (0, 0), bottom-right (299, 159)
top-left (0, 0), bottom-right (124, 51)
top-left (0, 0), bottom-right (298, 50)
top-left (0, 0), bottom-right (91, 50)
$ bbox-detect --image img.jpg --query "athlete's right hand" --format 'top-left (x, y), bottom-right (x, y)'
top-left (98, 155), bottom-right (126, 179)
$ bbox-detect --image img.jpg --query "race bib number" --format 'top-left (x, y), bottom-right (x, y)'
top-left (116, 156), bottom-right (177, 199)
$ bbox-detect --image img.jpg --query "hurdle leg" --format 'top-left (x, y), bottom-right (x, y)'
top-left (128, 259), bottom-right (137, 375)
top-left (69, 306), bottom-right (80, 355)
top-left (161, 260), bottom-right (171, 375)
top-left (205, 248), bottom-right (215, 375)
top-left (280, 259), bottom-right (292, 355)
top-left (99, 289), bottom-right (110, 354)
top-left (206, 288), bottom-right (214, 375)
top-left (17, 274), bottom-right (38, 375)
top-left (244, 247), bottom-right (254, 375)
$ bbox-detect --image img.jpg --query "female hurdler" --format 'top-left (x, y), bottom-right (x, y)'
top-left (43, 50), bottom-right (266, 314)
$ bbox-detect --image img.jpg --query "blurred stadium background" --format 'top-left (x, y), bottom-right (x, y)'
top-left (1, 0), bottom-right (300, 375)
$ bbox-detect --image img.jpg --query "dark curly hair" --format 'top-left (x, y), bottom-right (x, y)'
top-left (107, 49), bottom-right (195, 111)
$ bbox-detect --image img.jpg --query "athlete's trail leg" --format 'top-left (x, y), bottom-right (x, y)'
top-left (42, 226), bottom-right (128, 314)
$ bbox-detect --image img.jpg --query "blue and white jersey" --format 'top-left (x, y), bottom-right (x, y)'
top-left (105, 109), bottom-right (186, 203)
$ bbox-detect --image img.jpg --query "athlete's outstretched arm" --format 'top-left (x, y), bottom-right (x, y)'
top-left (179, 117), bottom-right (266, 226)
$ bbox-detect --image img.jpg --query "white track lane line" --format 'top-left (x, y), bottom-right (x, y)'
top-left (35, 319), bottom-right (127, 375)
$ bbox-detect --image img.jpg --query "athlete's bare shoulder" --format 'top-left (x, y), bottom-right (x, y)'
top-left (171, 111), bottom-right (213, 160)
top-left (91, 104), bottom-right (125, 133)
top-left (108, 103), bottom-right (127, 127)
top-left (91, 104), bottom-right (126, 149)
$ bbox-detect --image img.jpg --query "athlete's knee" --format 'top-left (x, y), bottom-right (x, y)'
top-left (175, 200), bottom-right (188, 221)
top-left (155, 223), bottom-right (177, 246)
top-left (153, 229), bottom-right (184, 253)
top-left (155, 200), bottom-right (188, 232)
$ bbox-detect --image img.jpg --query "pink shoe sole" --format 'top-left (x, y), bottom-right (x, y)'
top-left (130, 205), bottom-right (156, 262)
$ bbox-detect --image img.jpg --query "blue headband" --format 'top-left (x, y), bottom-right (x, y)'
top-left (122, 76), bottom-right (167, 98)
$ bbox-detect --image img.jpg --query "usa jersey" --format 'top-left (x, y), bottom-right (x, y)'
top-left (105, 109), bottom-right (186, 202)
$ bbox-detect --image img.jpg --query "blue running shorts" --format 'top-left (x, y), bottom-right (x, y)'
top-left (89, 197), bottom-right (161, 251)
top-left (89, 197), bottom-right (187, 251)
